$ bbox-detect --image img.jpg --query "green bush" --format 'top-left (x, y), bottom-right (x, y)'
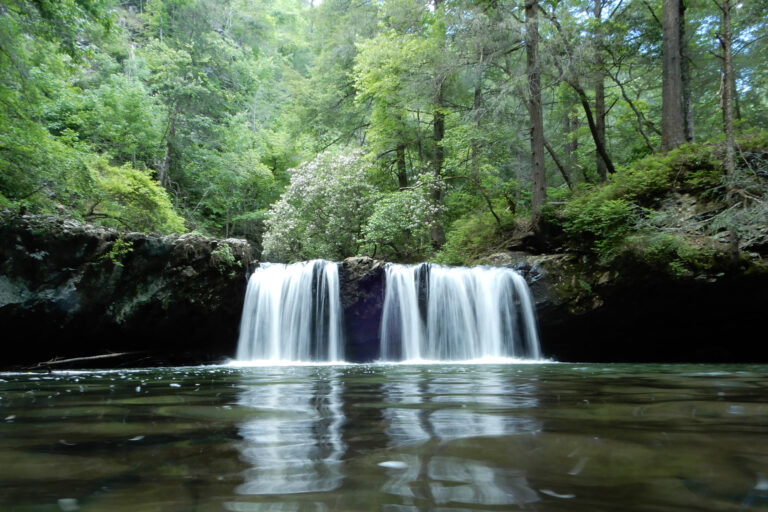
top-left (88, 159), bottom-right (186, 233)
top-left (433, 210), bottom-right (513, 266)
top-left (620, 232), bottom-right (715, 277)
top-left (561, 198), bottom-right (637, 260)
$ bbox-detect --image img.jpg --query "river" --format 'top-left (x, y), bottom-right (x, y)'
top-left (1, 363), bottom-right (767, 511)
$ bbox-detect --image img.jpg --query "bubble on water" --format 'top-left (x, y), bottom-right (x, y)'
top-left (378, 461), bottom-right (408, 469)
top-left (170, 383), bottom-right (181, 388)
top-left (57, 498), bottom-right (79, 511)
top-left (128, 435), bottom-right (145, 442)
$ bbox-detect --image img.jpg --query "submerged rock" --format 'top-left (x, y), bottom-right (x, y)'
top-left (0, 212), bottom-right (251, 367)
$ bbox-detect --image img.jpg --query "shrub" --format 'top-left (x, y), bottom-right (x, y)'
top-left (88, 159), bottom-right (186, 233)
top-left (261, 150), bottom-right (377, 262)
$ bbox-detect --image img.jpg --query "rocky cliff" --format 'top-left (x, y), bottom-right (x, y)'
top-left (2, 212), bottom-right (767, 368)
top-left (0, 212), bottom-right (251, 368)
top-left (339, 252), bottom-right (768, 363)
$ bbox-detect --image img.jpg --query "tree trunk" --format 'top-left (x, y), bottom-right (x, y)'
top-left (472, 81), bottom-right (482, 179)
top-left (720, 0), bottom-right (739, 261)
top-left (662, 0), bottom-right (686, 151)
top-left (680, 0), bottom-right (694, 142)
top-left (430, 0), bottom-right (446, 248)
top-left (595, 75), bottom-right (607, 180)
top-left (594, 0), bottom-right (608, 181)
top-left (158, 117), bottom-right (175, 188)
top-left (525, 0), bottom-right (546, 232)
top-left (396, 144), bottom-right (407, 189)
top-left (569, 81), bottom-right (616, 175)
top-left (430, 106), bottom-right (446, 247)
top-left (544, 139), bottom-right (573, 190)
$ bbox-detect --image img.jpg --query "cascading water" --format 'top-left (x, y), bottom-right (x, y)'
top-left (380, 264), bottom-right (541, 362)
top-left (236, 260), bottom-right (345, 362)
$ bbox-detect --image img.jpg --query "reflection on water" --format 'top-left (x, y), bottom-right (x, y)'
top-left (235, 369), bottom-right (345, 496)
top-left (1, 363), bottom-right (768, 511)
top-left (380, 455), bottom-right (539, 509)
top-left (383, 368), bottom-right (540, 447)
top-left (379, 368), bottom-right (541, 510)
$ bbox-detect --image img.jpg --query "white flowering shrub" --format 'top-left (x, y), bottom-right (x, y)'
top-left (361, 175), bottom-right (445, 261)
top-left (261, 150), bottom-right (378, 261)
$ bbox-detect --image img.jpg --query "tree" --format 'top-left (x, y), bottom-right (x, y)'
top-left (525, 0), bottom-right (546, 232)
top-left (715, 0), bottom-right (739, 260)
top-left (543, 2), bottom-right (617, 178)
top-left (661, 0), bottom-right (686, 151)
top-left (593, 0), bottom-right (608, 180)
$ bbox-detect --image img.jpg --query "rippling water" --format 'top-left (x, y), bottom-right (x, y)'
top-left (1, 363), bottom-right (767, 511)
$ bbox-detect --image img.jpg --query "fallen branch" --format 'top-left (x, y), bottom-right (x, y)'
top-left (29, 351), bottom-right (145, 370)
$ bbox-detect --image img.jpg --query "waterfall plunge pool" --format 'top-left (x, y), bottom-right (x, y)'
top-left (1, 363), bottom-right (768, 511)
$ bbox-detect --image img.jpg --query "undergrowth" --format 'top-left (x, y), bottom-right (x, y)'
top-left (554, 132), bottom-right (768, 273)
top-left (420, 132), bottom-right (767, 271)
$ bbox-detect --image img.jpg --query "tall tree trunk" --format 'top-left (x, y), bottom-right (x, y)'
top-left (662, 0), bottom-right (686, 151)
top-left (396, 144), bottom-right (407, 189)
top-left (525, 0), bottom-right (546, 233)
top-left (471, 80), bottom-right (482, 179)
top-left (430, 103), bottom-right (446, 247)
top-left (680, 0), bottom-right (694, 142)
top-left (158, 114), bottom-right (176, 188)
top-left (594, 0), bottom-right (608, 180)
top-left (719, 0), bottom-right (739, 261)
top-left (595, 74), bottom-right (608, 180)
top-left (732, 72), bottom-right (742, 121)
top-left (430, 0), bottom-right (446, 248)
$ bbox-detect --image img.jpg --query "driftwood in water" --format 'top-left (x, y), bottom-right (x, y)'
top-left (29, 352), bottom-right (147, 371)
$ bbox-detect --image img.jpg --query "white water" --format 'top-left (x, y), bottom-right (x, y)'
top-left (380, 264), bottom-right (541, 362)
top-left (236, 260), bottom-right (345, 362)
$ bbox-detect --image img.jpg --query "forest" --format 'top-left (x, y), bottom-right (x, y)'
top-left (1, 0), bottom-right (766, 266)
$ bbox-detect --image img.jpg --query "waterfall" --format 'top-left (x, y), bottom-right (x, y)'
top-left (236, 260), bottom-right (345, 362)
top-left (380, 264), bottom-right (541, 362)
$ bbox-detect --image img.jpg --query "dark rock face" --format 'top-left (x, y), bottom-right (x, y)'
top-left (3, 213), bottom-right (766, 368)
top-left (0, 213), bottom-right (252, 368)
top-left (510, 252), bottom-right (768, 363)
top-left (339, 257), bottom-right (386, 362)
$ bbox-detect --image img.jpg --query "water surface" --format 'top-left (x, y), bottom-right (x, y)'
top-left (1, 363), bottom-right (767, 511)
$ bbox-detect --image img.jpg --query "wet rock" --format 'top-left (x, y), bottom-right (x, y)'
top-left (0, 212), bottom-right (252, 368)
top-left (339, 257), bottom-right (386, 362)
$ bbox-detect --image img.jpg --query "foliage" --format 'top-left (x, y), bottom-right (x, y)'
top-left (561, 197), bottom-right (638, 260)
top-left (210, 243), bottom-right (240, 274)
top-left (100, 237), bottom-right (134, 267)
top-left (262, 150), bottom-right (377, 262)
top-left (433, 210), bottom-right (514, 266)
top-left (88, 159), bottom-right (185, 233)
top-left (619, 232), bottom-right (715, 278)
top-left (2, 0), bottom-right (768, 263)
top-left (557, 132), bottom-right (768, 266)
top-left (361, 180), bottom-right (444, 261)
